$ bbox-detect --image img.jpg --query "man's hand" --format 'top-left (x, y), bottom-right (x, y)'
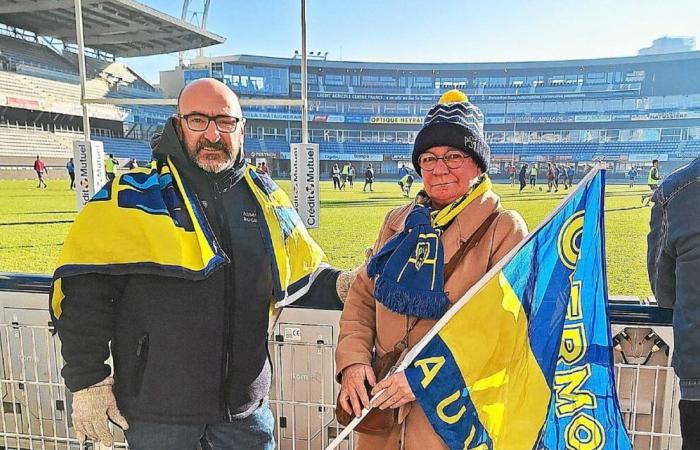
top-left (371, 371), bottom-right (415, 410)
top-left (339, 363), bottom-right (376, 417)
top-left (71, 377), bottom-right (129, 446)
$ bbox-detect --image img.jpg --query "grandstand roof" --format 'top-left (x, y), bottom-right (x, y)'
top-left (0, 0), bottom-right (225, 57)
top-left (194, 50), bottom-right (700, 71)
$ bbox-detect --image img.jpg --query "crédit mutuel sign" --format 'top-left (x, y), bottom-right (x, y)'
top-left (290, 143), bottom-right (320, 229)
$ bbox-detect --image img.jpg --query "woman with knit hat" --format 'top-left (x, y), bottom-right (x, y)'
top-left (335, 90), bottom-right (528, 449)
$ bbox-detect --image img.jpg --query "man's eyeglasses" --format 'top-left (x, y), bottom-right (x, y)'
top-left (418, 151), bottom-right (470, 171)
top-left (178, 113), bottom-right (241, 133)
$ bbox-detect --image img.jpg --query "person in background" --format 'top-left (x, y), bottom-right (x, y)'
top-left (566, 165), bottom-right (575, 186)
top-left (642, 159), bottom-right (661, 206)
top-left (559, 163), bottom-right (569, 190)
top-left (546, 162), bottom-right (556, 193)
top-left (363, 163), bottom-right (374, 192)
top-left (529, 164), bottom-right (538, 189)
top-left (647, 156), bottom-right (700, 450)
top-left (398, 171), bottom-right (414, 198)
top-left (348, 163), bottom-right (355, 189)
top-left (507, 163), bottom-right (516, 186)
top-left (127, 158), bottom-right (139, 170)
top-left (260, 161), bottom-right (269, 175)
top-left (331, 163), bottom-right (341, 190)
top-left (34, 155), bottom-right (48, 188)
top-left (518, 163), bottom-right (528, 192)
top-left (628, 166), bottom-right (638, 188)
top-left (398, 163), bottom-right (408, 179)
top-left (340, 162), bottom-right (350, 190)
top-left (105, 154), bottom-right (118, 181)
top-left (66, 157), bottom-right (75, 190)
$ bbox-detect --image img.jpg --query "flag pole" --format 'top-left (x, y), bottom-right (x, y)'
top-left (325, 391), bottom-right (385, 450)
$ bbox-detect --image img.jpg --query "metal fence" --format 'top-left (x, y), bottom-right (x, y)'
top-left (0, 282), bottom-right (684, 449)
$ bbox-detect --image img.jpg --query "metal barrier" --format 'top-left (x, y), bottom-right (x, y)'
top-left (0, 274), bottom-right (684, 449)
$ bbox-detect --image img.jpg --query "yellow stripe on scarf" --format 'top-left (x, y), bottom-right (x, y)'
top-left (431, 175), bottom-right (493, 228)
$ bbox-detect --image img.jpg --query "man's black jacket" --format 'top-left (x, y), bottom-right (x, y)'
top-left (55, 119), bottom-right (341, 424)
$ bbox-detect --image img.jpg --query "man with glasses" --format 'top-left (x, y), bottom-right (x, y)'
top-left (336, 90), bottom-right (527, 448)
top-left (53, 78), bottom-right (352, 450)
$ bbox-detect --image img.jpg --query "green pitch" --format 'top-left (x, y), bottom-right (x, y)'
top-left (0, 178), bottom-right (652, 299)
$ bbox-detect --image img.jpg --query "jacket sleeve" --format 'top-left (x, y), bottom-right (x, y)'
top-left (335, 209), bottom-right (397, 381)
top-left (489, 209), bottom-right (529, 269)
top-left (292, 267), bottom-right (343, 310)
top-left (54, 273), bottom-right (124, 392)
top-left (647, 194), bottom-right (677, 308)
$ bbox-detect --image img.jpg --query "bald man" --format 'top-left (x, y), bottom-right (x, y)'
top-left (54, 79), bottom-right (348, 449)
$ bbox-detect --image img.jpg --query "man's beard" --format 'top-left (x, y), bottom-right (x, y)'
top-left (187, 137), bottom-right (237, 173)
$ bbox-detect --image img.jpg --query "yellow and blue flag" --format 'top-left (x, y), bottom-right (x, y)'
top-left (401, 168), bottom-right (631, 450)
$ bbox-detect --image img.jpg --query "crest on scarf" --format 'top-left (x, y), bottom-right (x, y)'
top-left (414, 242), bottom-right (431, 270)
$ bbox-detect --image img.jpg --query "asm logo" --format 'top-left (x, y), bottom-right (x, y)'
top-left (414, 242), bottom-right (431, 270)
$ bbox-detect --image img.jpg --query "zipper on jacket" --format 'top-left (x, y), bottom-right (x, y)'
top-left (211, 185), bottom-right (235, 422)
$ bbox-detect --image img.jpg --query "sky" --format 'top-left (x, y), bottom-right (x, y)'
top-left (120, 0), bottom-right (700, 84)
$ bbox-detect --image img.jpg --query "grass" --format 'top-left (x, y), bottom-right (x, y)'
top-left (0, 177), bottom-right (653, 299)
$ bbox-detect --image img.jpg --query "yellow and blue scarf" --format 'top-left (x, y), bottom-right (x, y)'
top-left (367, 176), bottom-right (492, 319)
top-left (50, 157), bottom-right (325, 321)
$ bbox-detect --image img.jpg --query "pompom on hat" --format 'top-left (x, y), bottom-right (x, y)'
top-left (412, 89), bottom-right (490, 175)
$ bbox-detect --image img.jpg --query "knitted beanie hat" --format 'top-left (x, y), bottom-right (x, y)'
top-left (412, 89), bottom-right (490, 175)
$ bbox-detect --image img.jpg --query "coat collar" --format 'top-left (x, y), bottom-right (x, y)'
top-left (387, 188), bottom-right (500, 264)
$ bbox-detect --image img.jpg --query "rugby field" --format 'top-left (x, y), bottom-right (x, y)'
top-left (0, 178), bottom-right (652, 299)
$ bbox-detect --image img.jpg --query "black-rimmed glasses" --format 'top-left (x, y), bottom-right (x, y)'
top-left (178, 113), bottom-right (241, 133)
top-left (418, 151), bottom-right (470, 171)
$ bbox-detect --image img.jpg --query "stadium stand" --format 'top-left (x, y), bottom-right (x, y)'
top-left (0, 34), bottom-right (75, 73)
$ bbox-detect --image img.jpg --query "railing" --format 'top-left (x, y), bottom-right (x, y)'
top-left (0, 274), bottom-right (683, 449)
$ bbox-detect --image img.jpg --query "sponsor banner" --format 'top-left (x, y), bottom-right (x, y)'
top-left (631, 111), bottom-right (700, 121)
top-left (492, 155), bottom-right (521, 162)
top-left (311, 114), bottom-right (345, 123)
top-left (369, 116), bottom-right (423, 125)
top-left (611, 114), bottom-right (632, 121)
top-left (391, 154), bottom-right (412, 161)
top-left (575, 114), bottom-right (612, 123)
top-left (504, 115), bottom-right (574, 124)
top-left (591, 154), bottom-right (621, 161)
top-left (248, 151), bottom-right (279, 159)
top-left (628, 153), bottom-right (669, 162)
top-left (554, 155), bottom-right (573, 161)
top-left (74, 140), bottom-right (107, 212)
top-left (6, 96), bottom-right (42, 110)
top-left (290, 143), bottom-right (320, 229)
top-left (312, 89), bottom-right (638, 102)
top-left (345, 115), bottom-right (370, 124)
top-left (485, 116), bottom-right (506, 124)
top-left (320, 152), bottom-right (383, 162)
top-left (281, 151), bottom-right (382, 162)
top-left (245, 111), bottom-right (300, 121)
top-left (243, 111), bottom-right (346, 122)
top-left (314, 93), bottom-right (437, 102)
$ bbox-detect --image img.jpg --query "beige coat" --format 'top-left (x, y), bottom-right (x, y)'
top-left (336, 188), bottom-right (528, 450)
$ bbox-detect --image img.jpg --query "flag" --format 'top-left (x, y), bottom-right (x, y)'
top-left (400, 168), bottom-right (631, 450)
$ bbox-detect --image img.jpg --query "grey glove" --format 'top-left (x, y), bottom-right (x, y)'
top-left (71, 376), bottom-right (129, 446)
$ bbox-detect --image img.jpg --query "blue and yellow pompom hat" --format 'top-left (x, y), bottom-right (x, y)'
top-left (412, 89), bottom-right (490, 175)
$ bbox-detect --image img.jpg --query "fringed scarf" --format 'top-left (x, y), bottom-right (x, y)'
top-left (367, 175), bottom-right (492, 319)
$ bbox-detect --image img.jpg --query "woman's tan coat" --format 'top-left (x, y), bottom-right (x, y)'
top-left (336, 188), bottom-right (528, 450)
